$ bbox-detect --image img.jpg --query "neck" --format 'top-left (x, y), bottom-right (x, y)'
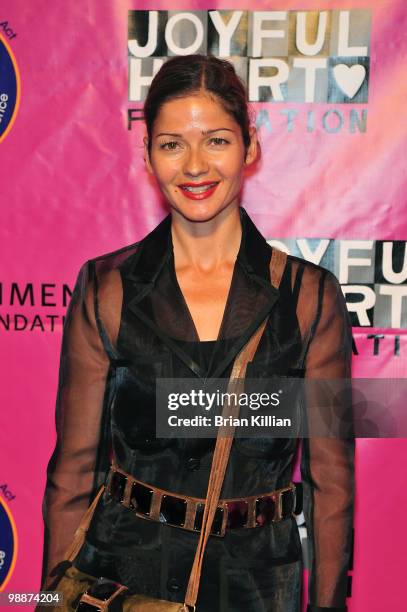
top-left (171, 205), bottom-right (242, 272)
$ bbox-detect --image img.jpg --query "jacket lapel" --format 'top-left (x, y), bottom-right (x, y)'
top-left (123, 214), bottom-right (206, 378)
top-left (206, 208), bottom-right (280, 378)
top-left (123, 208), bottom-right (281, 380)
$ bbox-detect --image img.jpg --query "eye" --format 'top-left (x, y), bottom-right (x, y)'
top-left (159, 140), bottom-right (181, 151)
top-left (208, 137), bottom-right (229, 146)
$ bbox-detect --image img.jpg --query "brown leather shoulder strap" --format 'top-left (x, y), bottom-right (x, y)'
top-left (184, 248), bottom-right (287, 608)
top-left (64, 485), bottom-right (105, 562)
top-left (270, 247), bottom-right (287, 289)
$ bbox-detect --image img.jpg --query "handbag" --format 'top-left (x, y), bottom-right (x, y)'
top-left (39, 249), bottom-right (287, 612)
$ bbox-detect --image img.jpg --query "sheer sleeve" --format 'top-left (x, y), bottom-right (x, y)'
top-left (300, 269), bottom-right (354, 611)
top-left (40, 261), bottom-right (112, 586)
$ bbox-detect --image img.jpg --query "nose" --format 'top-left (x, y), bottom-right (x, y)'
top-left (182, 146), bottom-right (209, 178)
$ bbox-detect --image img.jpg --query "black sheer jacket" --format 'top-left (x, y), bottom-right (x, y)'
top-left (41, 207), bottom-right (354, 611)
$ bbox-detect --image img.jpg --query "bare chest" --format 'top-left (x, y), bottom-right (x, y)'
top-left (176, 268), bottom-right (234, 341)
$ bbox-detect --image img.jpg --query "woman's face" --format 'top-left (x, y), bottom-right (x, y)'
top-left (144, 92), bottom-right (257, 223)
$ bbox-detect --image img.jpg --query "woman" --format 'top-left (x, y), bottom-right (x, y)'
top-left (41, 55), bottom-right (354, 611)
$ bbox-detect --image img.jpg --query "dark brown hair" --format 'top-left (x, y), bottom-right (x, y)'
top-left (143, 55), bottom-right (252, 154)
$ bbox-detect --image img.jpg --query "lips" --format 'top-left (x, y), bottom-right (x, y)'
top-left (177, 181), bottom-right (219, 200)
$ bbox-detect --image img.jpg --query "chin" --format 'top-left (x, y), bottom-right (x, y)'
top-left (170, 199), bottom-right (238, 224)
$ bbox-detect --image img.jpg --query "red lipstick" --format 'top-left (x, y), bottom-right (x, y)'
top-left (177, 181), bottom-right (219, 200)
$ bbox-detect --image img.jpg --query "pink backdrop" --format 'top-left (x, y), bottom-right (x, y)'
top-left (1, 1), bottom-right (406, 610)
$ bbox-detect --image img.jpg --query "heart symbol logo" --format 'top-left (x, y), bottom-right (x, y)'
top-left (333, 64), bottom-right (366, 98)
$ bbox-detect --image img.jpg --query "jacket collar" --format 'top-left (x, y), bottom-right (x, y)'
top-left (123, 207), bottom-right (281, 379)
top-left (125, 207), bottom-right (277, 289)
top-left (124, 212), bottom-right (172, 288)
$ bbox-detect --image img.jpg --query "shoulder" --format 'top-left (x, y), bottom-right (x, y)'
top-left (70, 242), bottom-right (138, 302)
top-left (82, 214), bottom-right (171, 282)
top-left (279, 251), bottom-right (345, 320)
top-left (272, 252), bottom-right (350, 355)
top-left (283, 252), bottom-right (350, 338)
top-left (70, 241), bottom-right (145, 347)
top-left (89, 240), bottom-right (142, 274)
top-left (282, 251), bottom-right (341, 292)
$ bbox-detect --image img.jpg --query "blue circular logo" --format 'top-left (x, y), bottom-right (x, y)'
top-left (0, 496), bottom-right (18, 590)
top-left (0, 33), bottom-right (20, 143)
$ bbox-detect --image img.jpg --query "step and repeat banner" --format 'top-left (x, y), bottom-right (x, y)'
top-left (1, 1), bottom-right (406, 610)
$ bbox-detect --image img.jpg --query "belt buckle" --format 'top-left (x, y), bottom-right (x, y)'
top-left (76, 579), bottom-right (128, 611)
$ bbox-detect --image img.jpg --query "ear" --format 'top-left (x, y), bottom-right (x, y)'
top-left (143, 136), bottom-right (154, 175)
top-left (244, 126), bottom-right (258, 166)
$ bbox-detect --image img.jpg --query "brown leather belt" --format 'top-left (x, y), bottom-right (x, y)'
top-left (105, 465), bottom-right (296, 537)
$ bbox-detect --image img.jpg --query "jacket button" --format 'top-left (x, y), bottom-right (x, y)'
top-left (186, 457), bottom-right (200, 471)
top-left (167, 577), bottom-right (181, 593)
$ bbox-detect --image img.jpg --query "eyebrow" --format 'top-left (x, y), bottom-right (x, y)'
top-left (155, 128), bottom-right (236, 138)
